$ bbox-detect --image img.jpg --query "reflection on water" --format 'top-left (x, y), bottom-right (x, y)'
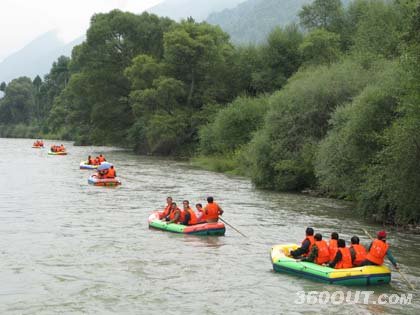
top-left (0, 138), bottom-right (419, 314)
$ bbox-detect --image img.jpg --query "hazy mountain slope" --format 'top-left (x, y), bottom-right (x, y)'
top-left (0, 31), bottom-right (84, 83)
top-left (207, 0), bottom-right (312, 44)
top-left (148, 0), bottom-right (246, 21)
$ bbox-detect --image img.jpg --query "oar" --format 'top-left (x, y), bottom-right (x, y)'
top-left (362, 228), bottom-right (415, 290)
top-left (219, 217), bottom-right (247, 238)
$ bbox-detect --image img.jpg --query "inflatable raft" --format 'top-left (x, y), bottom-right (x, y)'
top-left (32, 145), bottom-right (44, 149)
top-left (271, 244), bottom-right (391, 286)
top-left (48, 151), bottom-right (67, 155)
top-left (88, 174), bottom-right (121, 187)
top-left (148, 212), bottom-right (226, 236)
top-left (80, 161), bottom-right (98, 170)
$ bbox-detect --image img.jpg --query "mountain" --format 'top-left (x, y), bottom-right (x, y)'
top-left (207, 0), bottom-right (313, 44)
top-left (148, 0), bottom-right (246, 21)
top-left (0, 31), bottom-right (84, 83)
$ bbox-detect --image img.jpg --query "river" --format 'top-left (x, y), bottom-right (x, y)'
top-left (0, 138), bottom-right (418, 314)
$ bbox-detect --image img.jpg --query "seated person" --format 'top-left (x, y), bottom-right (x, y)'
top-left (329, 239), bottom-right (352, 269)
top-left (195, 203), bottom-right (205, 223)
top-left (181, 200), bottom-right (197, 225)
top-left (349, 236), bottom-right (367, 267)
top-left (290, 227), bottom-right (315, 258)
top-left (301, 233), bottom-right (330, 265)
top-left (166, 202), bottom-right (182, 224)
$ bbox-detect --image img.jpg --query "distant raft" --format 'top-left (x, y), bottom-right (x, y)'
top-left (88, 174), bottom-right (121, 187)
top-left (148, 211), bottom-right (226, 236)
top-left (32, 145), bottom-right (44, 149)
top-left (270, 244), bottom-right (391, 286)
top-left (48, 151), bottom-right (67, 155)
top-left (80, 161), bottom-right (98, 170)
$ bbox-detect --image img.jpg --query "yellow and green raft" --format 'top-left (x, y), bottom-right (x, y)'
top-left (271, 244), bottom-right (391, 286)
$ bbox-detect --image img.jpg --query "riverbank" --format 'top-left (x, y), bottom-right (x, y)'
top-left (191, 153), bottom-right (420, 231)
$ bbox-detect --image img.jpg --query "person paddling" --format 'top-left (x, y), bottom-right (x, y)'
top-left (361, 231), bottom-right (398, 269)
top-left (290, 227), bottom-right (315, 258)
top-left (302, 233), bottom-right (330, 265)
top-left (204, 196), bottom-right (224, 223)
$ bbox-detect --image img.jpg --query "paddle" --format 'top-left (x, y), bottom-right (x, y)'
top-left (362, 228), bottom-right (415, 290)
top-left (219, 217), bottom-right (247, 238)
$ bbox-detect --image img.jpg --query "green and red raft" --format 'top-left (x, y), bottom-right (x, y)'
top-left (148, 211), bottom-right (226, 236)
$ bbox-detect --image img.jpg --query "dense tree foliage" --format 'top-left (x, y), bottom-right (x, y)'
top-left (1, 1), bottom-right (419, 225)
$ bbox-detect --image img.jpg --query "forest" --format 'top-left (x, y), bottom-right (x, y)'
top-left (0, 0), bottom-right (419, 225)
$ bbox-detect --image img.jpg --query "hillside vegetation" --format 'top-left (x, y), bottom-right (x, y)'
top-left (1, 0), bottom-right (419, 225)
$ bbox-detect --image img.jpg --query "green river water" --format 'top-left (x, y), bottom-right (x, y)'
top-left (0, 138), bottom-right (418, 314)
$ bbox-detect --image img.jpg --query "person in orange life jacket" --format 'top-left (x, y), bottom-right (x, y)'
top-left (181, 200), bottom-right (198, 225)
top-left (195, 203), bottom-right (206, 223)
top-left (96, 168), bottom-right (108, 179)
top-left (59, 144), bottom-right (65, 151)
top-left (166, 202), bottom-right (182, 224)
top-left (94, 157), bottom-right (100, 165)
top-left (290, 227), bottom-right (315, 258)
top-left (361, 231), bottom-right (398, 269)
top-left (302, 233), bottom-right (331, 265)
top-left (349, 236), bottom-right (367, 267)
top-left (106, 165), bottom-right (116, 178)
top-left (204, 196), bottom-right (224, 223)
top-left (159, 197), bottom-right (173, 220)
top-left (329, 232), bottom-right (339, 261)
top-left (329, 239), bottom-right (353, 269)
top-left (98, 154), bottom-right (106, 163)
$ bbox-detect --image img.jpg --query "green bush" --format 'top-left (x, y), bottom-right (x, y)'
top-left (244, 58), bottom-right (384, 191)
top-left (198, 96), bottom-right (269, 155)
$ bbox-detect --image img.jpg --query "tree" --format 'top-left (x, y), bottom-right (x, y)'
top-left (299, 0), bottom-right (344, 33)
top-left (0, 77), bottom-right (34, 124)
top-left (163, 20), bottom-right (234, 108)
top-left (299, 29), bottom-right (341, 65)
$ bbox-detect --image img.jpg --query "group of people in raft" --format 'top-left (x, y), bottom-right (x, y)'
top-left (158, 196), bottom-right (223, 225)
top-left (291, 227), bottom-right (399, 269)
top-left (86, 154), bottom-right (117, 179)
top-left (50, 144), bottom-right (66, 152)
top-left (33, 140), bottom-right (44, 147)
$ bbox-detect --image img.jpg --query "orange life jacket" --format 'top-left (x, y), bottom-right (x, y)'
top-left (329, 239), bottom-right (338, 261)
top-left (99, 156), bottom-right (105, 162)
top-left (302, 235), bottom-right (315, 257)
top-left (179, 209), bottom-right (186, 224)
top-left (315, 240), bottom-right (330, 264)
top-left (351, 244), bottom-right (367, 266)
top-left (169, 208), bottom-right (180, 221)
top-left (106, 168), bottom-right (115, 178)
top-left (184, 207), bottom-right (198, 225)
top-left (160, 204), bottom-right (172, 219)
top-left (205, 202), bottom-right (221, 221)
top-left (335, 247), bottom-right (352, 269)
top-left (366, 239), bottom-right (389, 265)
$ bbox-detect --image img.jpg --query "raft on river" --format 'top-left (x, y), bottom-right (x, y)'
top-left (80, 161), bottom-right (98, 170)
top-left (88, 174), bottom-right (121, 187)
top-left (148, 211), bottom-right (226, 236)
top-left (271, 244), bottom-right (391, 286)
top-left (48, 151), bottom-right (67, 155)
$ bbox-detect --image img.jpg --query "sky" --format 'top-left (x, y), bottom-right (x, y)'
top-left (0, 0), bottom-right (162, 62)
